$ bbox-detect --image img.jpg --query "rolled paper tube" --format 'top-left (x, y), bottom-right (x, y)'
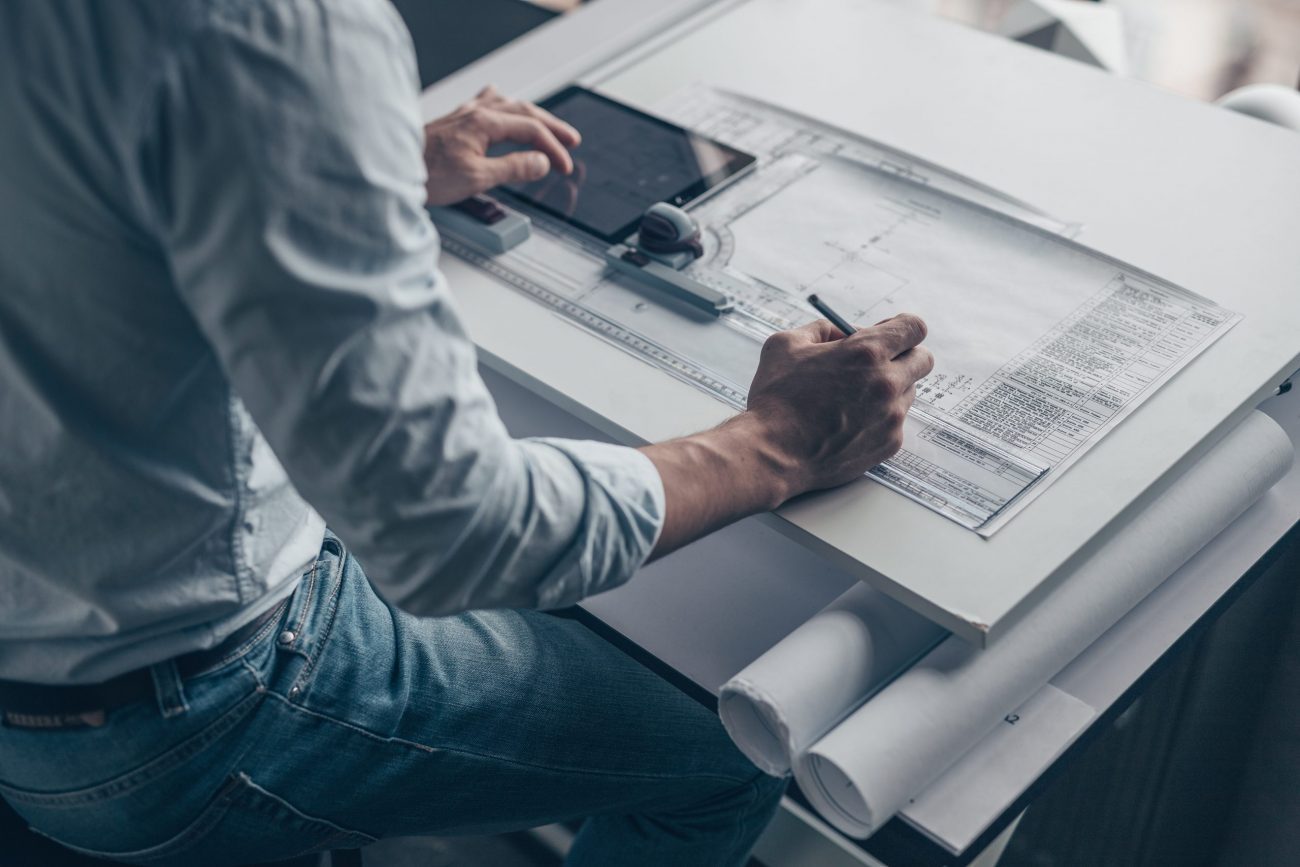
top-left (795, 411), bottom-right (1293, 838)
top-left (719, 583), bottom-right (947, 776)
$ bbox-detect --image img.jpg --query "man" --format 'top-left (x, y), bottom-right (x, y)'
top-left (0, 2), bottom-right (932, 865)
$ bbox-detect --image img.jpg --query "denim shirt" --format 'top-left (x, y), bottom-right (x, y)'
top-left (0, 0), bottom-right (664, 684)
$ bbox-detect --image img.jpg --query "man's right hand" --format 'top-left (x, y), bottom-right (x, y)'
top-left (641, 313), bottom-right (933, 558)
top-left (744, 314), bottom-right (933, 498)
top-left (423, 86), bottom-right (581, 207)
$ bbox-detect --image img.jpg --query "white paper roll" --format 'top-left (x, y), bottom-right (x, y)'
top-left (795, 410), bottom-right (1293, 838)
top-left (718, 583), bottom-right (948, 775)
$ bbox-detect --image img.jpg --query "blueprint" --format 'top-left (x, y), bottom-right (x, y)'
top-left (443, 85), bottom-right (1240, 534)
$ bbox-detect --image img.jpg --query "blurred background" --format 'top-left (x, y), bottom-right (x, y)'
top-left (526, 0), bottom-right (1300, 102)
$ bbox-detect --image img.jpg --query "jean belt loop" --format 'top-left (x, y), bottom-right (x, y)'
top-left (150, 658), bottom-right (189, 719)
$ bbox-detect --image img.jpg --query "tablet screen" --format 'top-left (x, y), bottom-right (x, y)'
top-left (496, 86), bottom-right (756, 244)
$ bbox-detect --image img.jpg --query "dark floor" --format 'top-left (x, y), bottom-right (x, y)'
top-left (353, 832), bottom-right (561, 867)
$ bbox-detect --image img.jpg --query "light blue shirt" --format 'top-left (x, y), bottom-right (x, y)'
top-left (0, 0), bottom-right (664, 684)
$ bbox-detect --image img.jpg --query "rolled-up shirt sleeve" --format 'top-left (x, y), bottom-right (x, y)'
top-left (138, 0), bottom-right (663, 615)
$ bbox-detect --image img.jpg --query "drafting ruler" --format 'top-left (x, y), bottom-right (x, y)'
top-left (440, 234), bottom-right (752, 409)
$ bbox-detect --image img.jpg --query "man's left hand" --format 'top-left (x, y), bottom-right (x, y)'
top-left (423, 85), bottom-right (581, 206)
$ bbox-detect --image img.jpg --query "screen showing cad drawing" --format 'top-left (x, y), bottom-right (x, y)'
top-left (498, 86), bottom-right (755, 243)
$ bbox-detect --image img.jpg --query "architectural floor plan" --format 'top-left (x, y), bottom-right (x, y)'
top-left (442, 86), bottom-right (1240, 534)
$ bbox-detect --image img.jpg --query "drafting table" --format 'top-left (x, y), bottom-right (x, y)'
top-left (421, 0), bottom-right (1300, 645)
top-left (410, 0), bottom-right (1300, 862)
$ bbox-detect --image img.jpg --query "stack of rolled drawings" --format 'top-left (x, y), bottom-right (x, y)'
top-left (719, 410), bottom-right (1293, 839)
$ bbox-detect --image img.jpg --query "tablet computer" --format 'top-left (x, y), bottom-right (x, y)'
top-left (496, 85), bottom-right (757, 244)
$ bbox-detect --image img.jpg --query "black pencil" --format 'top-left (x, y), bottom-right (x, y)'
top-left (807, 294), bottom-right (857, 337)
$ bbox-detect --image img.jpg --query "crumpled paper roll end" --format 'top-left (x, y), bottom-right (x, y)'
top-left (718, 679), bottom-right (794, 776)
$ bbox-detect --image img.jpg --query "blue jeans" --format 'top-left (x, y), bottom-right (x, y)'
top-left (0, 535), bottom-right (784, 866)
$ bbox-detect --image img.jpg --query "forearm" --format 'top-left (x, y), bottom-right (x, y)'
top-left (332, 436), bottom-right (663, 616)
top-left (640, 412), bottom-right (796, 558)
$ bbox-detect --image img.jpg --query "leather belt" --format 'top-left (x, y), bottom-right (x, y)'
top-left (0, 600), bottom-right (287, 719)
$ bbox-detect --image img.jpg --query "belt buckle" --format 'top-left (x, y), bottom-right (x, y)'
top-left (3, 710), bottom-right (107, 730)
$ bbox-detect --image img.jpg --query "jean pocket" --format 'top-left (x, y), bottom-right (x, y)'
top-left (0, 689), bottom-right (264, 814)
top-left (35, 771), bottom-right (376, 866)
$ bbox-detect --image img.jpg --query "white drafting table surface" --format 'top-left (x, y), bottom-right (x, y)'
top-left (426, 0), bottom-right (1300, 643)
